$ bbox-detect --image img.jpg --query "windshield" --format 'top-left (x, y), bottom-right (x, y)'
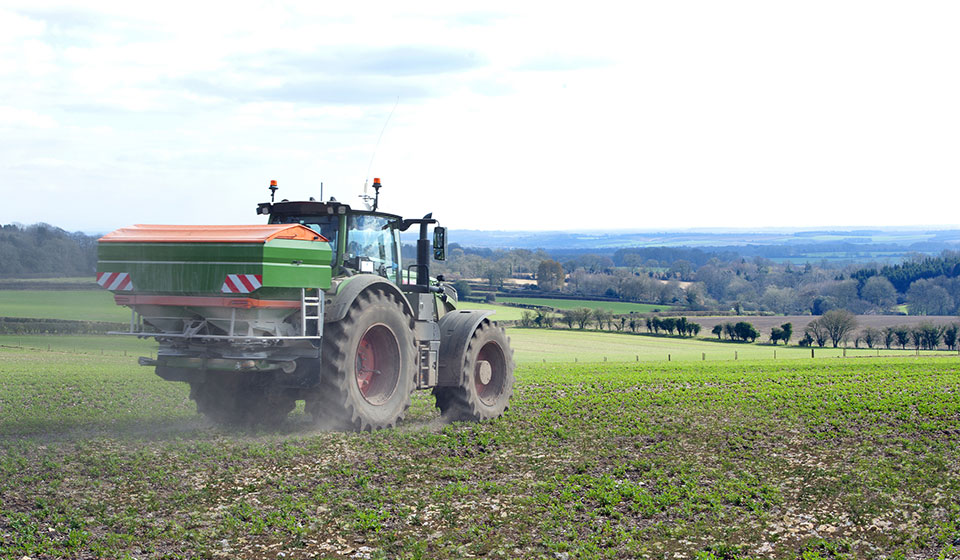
top-left (346, 214), bottom-right (399, 282)
top-left (271, 215), bottom-right (339, 265)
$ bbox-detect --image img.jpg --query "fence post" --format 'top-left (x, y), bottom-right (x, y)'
top-left (811, 348), bottom-right (814, 358)
top-left (774, 349), bottom-right (776, 359)
top-left (702, 352), bottom-right (705, 361)
top-left (843, 348), bottom-right (846, 357)
top-left (735, 351), bottom-right (738, 360)
top-left (604, 356), bottom-right (607, 362)
top-left (668, 354), bottom-right (671, 361)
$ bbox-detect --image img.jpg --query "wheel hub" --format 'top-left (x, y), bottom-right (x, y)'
top-left (476, 360), bottom-right (493, 384)
top-left (474, 341), bottom-right (506, 406)
top-left (355, 323), bottom-right (401, 406)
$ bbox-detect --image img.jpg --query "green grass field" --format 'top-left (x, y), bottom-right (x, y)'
top-left (2, 348), bottom-right (959, 559)
top-left (497, 296), bottom-right (672, 314)
top-left (0, 290), bottom-right (129, 322)
top-left (506, 328), bottom-right (954, 364)
top-left (3, 280), bottom-right (960, 557)
top-left (452, 301), bottom-right (528, 321)
top-left (0, 276), bottom-right (95, 284)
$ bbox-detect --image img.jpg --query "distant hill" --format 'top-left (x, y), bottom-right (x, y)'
top-left (441, 228), bottom-right (960, 264)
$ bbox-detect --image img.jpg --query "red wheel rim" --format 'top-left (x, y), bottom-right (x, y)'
top-left (355, 324), bottom-right (401, 405)
top-left (474, 341), bottom-right (506, 406)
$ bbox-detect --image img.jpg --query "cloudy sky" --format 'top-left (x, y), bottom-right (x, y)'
top-left (2, 1), bottom-right (958, 233)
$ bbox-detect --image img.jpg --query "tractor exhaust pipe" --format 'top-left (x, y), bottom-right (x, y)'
top-left (417, 213), bottom-right (432, 287)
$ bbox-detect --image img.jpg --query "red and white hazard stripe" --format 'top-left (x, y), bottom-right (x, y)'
top-left (96, 272), bottom-right (134, 291)
top-left (221, 274), bottom-right (263, 294)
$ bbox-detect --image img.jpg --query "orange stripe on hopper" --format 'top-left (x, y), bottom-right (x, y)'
top-left (98, 224), bottom-right (329, 243)
top-left (114, 294), bottom-right (299, 309)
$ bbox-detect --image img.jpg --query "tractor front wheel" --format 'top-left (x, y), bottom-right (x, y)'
top-left (434, 321), bottom-right (514, 421)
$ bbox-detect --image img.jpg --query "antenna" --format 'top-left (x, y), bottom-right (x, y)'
top-left (364, 96), bottom-right (399, 182)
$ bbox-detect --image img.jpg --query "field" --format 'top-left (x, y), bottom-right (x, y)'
top-left (0, 290), bottom-right (129, 322)
top-left (505, 328), bottom-right (954, 364)
top-left (2, 281), bottom-right (960, 558)
top-left (2, 347), bottom-right (959, 559)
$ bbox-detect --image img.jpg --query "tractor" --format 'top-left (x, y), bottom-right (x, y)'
top-left (96, 179), bottom-right (514, 429)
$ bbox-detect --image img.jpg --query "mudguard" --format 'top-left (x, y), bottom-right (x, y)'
top-left (436, 309), bottom-right (494, 386)
top-left (325, 275), bottom-right (416, 323)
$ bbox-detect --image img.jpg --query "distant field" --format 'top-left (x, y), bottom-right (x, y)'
top-left (506, 327), bottom-right (951, 364)
top-left (0, 334), bottom-right (156, 356)
top-left (452, 301), bottom-right (527, 321)
top-left (0, 289), bottom-right (129, 322)
top-left (0, 276), bottom-right (94, 284)
top-left (497, 296), bottom-right (672, 314)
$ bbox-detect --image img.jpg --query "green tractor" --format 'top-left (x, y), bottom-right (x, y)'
top-left (97, 179), bottom-right (514, 429)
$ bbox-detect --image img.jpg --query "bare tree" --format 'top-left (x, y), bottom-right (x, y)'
top-left (818, 309), bottom-right (858, 347)
top-left (804, 318), bottom-right (829, 348)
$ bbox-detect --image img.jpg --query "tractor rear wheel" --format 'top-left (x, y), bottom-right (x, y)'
top-left (307, 288), bottom-right (415, 431)
top-left (434, 321), bottom-right (514, 421)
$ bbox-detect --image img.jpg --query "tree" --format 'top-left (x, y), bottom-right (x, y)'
top-left (519, 310), bottom-right (536, 328)
top-left (882, 326), bottom-right (896, 349)
top-left (818, 309), bottom-right (858, 347)
top-left (861, 327), bottom-right (881, 349)
top-left (910, 328), bottom-right (923, 350)
top-left (944, 324), bottom-right (959, 351)
top-left (536, 259), bottom-right (565, 292)
top-left (770, 327), bottom-right (784, 345)
top-left (907, 279), bottom-right (955, 315)
top-left (593, 308), bottom-right (613, 330)
top-left (571, 308), bottom-right (593, 330)
top-left (860, 276), bottom-right (897, 310)
top-left (451, 279), bottom-right (472, 299)
top-left (483, 264), bottom-right (506, 289)
top-left (661, 317), bottom-right (677, 335)
top-left (733, 321), bottom-right (759, 342)
top-left (723, 322), bottom-right (736, 340)
top-left (780, 323), bottom-right (793, 345)
top-left (894, 326), bottom-right (911, 349)
top-left (712, 324), bottom-right (723, 340)
top-left (561, 310), bottom-right (575, 329)
top-left (805, 318), bottom-right (829, 348)
top-left (918, 323), bottom-right (944, 349)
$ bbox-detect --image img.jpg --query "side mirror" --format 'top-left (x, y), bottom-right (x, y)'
top-left (433, 226), bottom-right (447, 261)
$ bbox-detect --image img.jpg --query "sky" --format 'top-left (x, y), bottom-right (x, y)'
top-left (1, 1), bottom-right (959, 234)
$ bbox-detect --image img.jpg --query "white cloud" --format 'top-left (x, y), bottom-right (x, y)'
top-left (0, 1), bottom-right (958, 232)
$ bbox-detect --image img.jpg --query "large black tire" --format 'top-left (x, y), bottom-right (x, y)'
top-left (306, 288), bottom-right (415, 431)
top-left (189, 374), bottom-right (296, 428)
top-left (434, 321), bottom-right (515, 421)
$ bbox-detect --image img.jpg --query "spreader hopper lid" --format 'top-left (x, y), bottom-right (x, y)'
top-left (99, 224), bottom-right (328, 243)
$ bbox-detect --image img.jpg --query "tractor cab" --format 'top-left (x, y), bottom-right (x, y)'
top-left (255, 179), bottom-right (447, 292)
top-left (259, 199), bottom-right (403, 283)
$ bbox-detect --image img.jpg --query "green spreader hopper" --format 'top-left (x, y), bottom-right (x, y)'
top-left (97, 223), bottom-right (332, 340)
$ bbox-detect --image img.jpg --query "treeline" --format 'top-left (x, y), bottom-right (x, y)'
top-left (0, 224), bottom-right (98, 277)
top-left (519, 308), bottom-right (703, 337)
top-left (438, 242), bottom-right (960, 317)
